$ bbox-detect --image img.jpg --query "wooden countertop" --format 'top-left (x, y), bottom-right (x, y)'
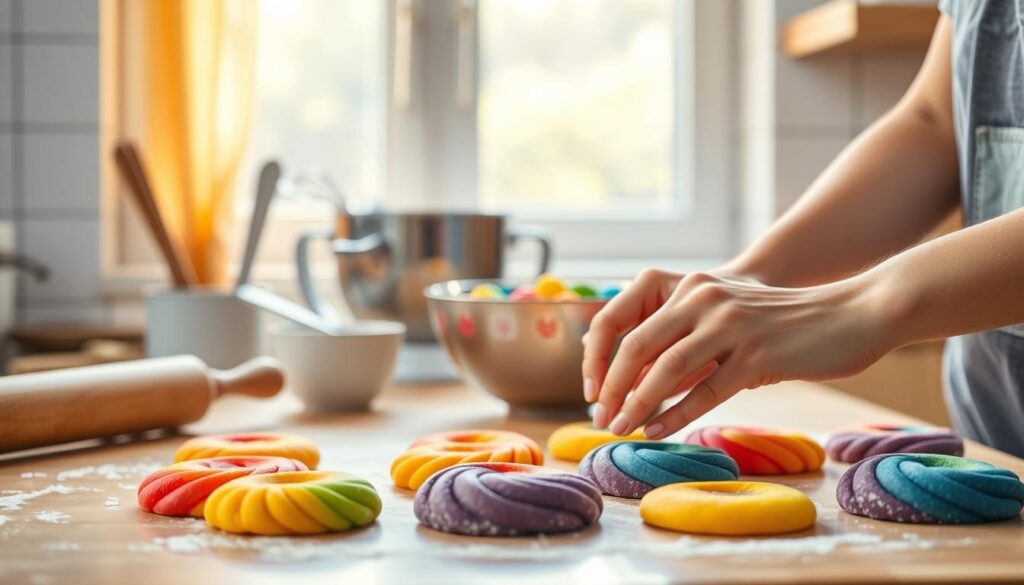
top-left (1, 381), bottom-right (1022, 584)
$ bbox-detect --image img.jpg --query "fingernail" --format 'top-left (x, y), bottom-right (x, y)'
top-left (592, 404), bottom-right (608, 428)
top-left (609, 412), bottom-right (631, 436)
top-left (583, 378), bottom-right (596, 402)
top-left (644, 422), bottom-right (665, 440)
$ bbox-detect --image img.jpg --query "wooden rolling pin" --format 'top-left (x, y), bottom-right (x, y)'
top-left (0, 355), bottom-right (285, 453)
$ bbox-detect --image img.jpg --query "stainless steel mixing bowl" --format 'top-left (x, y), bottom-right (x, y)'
top-left (425, 279), bottom-right (619, 412)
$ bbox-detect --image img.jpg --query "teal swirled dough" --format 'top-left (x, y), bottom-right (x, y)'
top-left (838, 453), bottom-right (1024, 524)
top-left (579, 441), bottom-right (739, 498)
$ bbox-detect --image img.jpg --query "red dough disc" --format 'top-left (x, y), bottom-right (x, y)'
top-left (137, 456), bottom-right (307, 517)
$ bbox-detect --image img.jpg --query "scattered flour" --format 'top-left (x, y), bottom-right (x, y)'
top-left (134, 531), bottom-right (976, 563)
top-left (56, 461), bottom-right (159, 482)
top-left (104, 497), bottom-right (120, 507)
top-left (34, 510), bottom-right (70, 524)
top-left (0, 514), bottom-right (9, 525)
top-left (20, 472), bottom-right (46, 479)
top-left (117, 483), bottom-right (137, 491)
top-left (0, 485), bottom-right (80, 512)
top-left (43, 541), bottom-right (80, 551)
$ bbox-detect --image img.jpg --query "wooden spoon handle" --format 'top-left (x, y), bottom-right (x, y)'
top-left (114, 142), bottom-right (199, 288)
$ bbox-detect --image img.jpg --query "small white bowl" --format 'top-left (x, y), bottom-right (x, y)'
top-left (271, 320), bottom-right (405, 412)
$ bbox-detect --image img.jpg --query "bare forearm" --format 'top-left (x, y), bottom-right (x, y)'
top-left (866, 208), bottom-right (1024, 346)
top-left (726, 18), bottom-right (959, 287)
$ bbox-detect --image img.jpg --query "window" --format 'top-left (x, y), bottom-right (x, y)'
top-left (107, 0), bottom-right (733, 287)
top-left (479, 0), bottom-right (678, 215)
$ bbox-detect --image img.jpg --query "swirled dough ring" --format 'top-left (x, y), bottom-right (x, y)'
top-left (547, 422), bottom-right (645, 462)
top-left (174, 433), bottom-right (320, 470)
top-left (204, 471), bottom-right (382, 535)
top-left (137, 456), bottom-right (307, 517)
top-left (415, 462), bottom-right (603, 536)
top-left (641, 481), bottom-right (817, 535)
top-left (825, 424), bottom-right (964, 463)
top-left (392, 429), bottom-right (543, 490)
top-left (579, 441), bottom-right (739, 499)
top-left (685, 426), bottom-right (824, 475)
top-left (837, 453), bottom-right (1024, 524)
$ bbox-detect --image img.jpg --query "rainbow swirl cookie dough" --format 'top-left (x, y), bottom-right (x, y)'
top-left (837, 453), bottom-right (1024, 524)
top-left (204, 471), bottom-right (382, 535)
top-left (137, 456), bottom-right (307, 517)
top-left (825, 424), bottom-right (964, 463)
top-left (392, 429), bottom-right (543, 490)
top-left (173, 432), bottom-right (320, 470)
top-left (414, 463), bottom-right (603, 536)
top-left (685, 426), bottom-right (824, 475)
top-left (641, 481), bottom-right (816, 536)
top-left (579, 441), bottom-right (738, 498)
top-left (547, 422), bottom-right (645, 462)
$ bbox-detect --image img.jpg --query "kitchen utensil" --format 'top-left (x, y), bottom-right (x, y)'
top-left (232, 162), bottom-right (344, 335)
top-left (145, 287), bottom-right (262, 368)
top-left (296, 212), bottom-right (552, 341)
top-left (271, 320), bottom-right (405, 412)
top-left (114, 143), bottom-right (199, 288)
top-left (235, 283), bottom-right (342, 335)
top-left (425, 278), bottom-right (618, 412)
top-left (236, 161), bottom-right (281, 288)
top-left (0, 221), bottom-right (48, 355)
top-left (0, 355), bottom-right (284, 453)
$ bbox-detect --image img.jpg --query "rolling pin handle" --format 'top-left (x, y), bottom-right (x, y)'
top-left (211, 356), bottom-right (286, 399)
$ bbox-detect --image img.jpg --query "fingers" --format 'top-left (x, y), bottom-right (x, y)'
top-left (642, 362), bottom-right (749, 440)
top-left (607, 331), bottom-right (724, 436)
top-left (581, 271), bottom-right (669, 403)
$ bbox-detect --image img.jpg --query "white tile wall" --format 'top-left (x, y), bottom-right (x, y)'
top-left (21, 0), bottom-right (98, 36)
top-left (5, 0), bottom-right (105, 325)
top-left (0, 43), bottom-right (12, 123)
top-left (21, 216), bottom-right (101, 301)
top-left (0, 132), bottom-right (11, 215)
top-left (23, 133), bottom-right (99, 212)
top-left (0, 0), bottom-right (10, 33)
top-left (22, 44), bottom-right (99, 126)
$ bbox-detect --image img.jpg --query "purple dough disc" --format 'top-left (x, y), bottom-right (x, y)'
top-left (413, 462), bottom-right (603, 536)
top-left (836, 455), bottom-right (939, 523)
top-left (826, 425), bottom-right (964, 463)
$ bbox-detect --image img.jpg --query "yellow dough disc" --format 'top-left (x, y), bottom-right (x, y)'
top-left (640, 481), bottom-right (816, 536)
top-left (547, 422), bottom-right (646, 462)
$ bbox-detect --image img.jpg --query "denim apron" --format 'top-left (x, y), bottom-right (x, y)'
top-left (940, 0), bottom-right (1024, 456)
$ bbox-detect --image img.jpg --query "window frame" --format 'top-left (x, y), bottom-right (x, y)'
top-left (101, 0), bottom-right (737, 295)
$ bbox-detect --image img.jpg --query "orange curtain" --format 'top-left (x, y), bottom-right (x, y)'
top-left (141, 0), bottom-right (257, 284)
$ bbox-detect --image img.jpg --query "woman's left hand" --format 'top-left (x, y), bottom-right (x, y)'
top-left (584, 270), bottom-right (894, 439)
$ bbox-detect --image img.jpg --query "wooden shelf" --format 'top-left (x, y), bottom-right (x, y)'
top-left (783, 0), bottom-right (940, 58)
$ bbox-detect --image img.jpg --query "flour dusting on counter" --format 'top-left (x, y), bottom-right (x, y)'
top-left (56, 461), bottom-right (160, 482)
top-left (134, 531), bottom-right (976, 563)
top-left (0, 484), bottom-right (80, 512)
top-left (34, 510), bottom-right (70, 524)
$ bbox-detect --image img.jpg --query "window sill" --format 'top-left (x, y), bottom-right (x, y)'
top-left (100, 257), bottom-right (727, 299)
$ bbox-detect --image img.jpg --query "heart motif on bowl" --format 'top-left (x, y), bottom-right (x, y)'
top-left (536, 317), bottom-right (558, 339)
top-left (457, 314), bottom-right (475, 338)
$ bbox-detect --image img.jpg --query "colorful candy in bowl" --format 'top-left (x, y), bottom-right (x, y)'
top-left (424, 276), bottom-right (622, 412)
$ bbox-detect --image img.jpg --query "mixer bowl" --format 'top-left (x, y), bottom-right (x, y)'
top-left (425, 279), bottom-right (619, 412)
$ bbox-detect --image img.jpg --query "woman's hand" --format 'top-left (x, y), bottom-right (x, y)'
top-left (582, 269), bottom-right (894, 439)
